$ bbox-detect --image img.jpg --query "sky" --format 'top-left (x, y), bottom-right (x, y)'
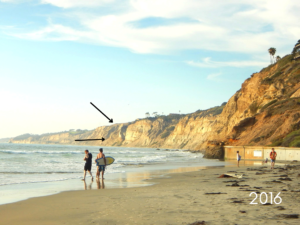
top-left (0, 0), bottom-right (299, 138)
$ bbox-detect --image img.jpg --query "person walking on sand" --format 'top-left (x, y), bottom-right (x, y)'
top-left (270, 148), bottom-right (277, 169)
top-left (95, 148), bottom-right (106, 180)
top-left (237, 151), bottom-right (241, 167)
top-left (82, 150), bottom-right (93, 181)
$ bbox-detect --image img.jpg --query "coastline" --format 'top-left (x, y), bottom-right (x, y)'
top-left (0, 160), bottom-right (226, 206)
top-left (1, 160), bottom-right (299, 224)
top-left (0, 143), bottom-right (224, 206)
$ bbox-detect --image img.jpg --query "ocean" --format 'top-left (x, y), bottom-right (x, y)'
top-left (0, 143), bottom-right (226, 205)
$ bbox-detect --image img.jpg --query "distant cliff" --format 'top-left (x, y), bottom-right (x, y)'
top-left (9, 109), bottom-right (223, 150)
top-left (10, 52), bottom-right (300, 158)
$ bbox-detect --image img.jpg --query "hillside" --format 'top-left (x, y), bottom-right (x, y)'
top-left (10, 43), bottom-right (300, 158)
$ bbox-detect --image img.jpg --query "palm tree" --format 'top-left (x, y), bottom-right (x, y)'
top-left (153, 112), bottom-right (158, 117)
top-left (145, 112), bottom-right (150, 118)
top-left (268, 47), bottom-right (276, 64)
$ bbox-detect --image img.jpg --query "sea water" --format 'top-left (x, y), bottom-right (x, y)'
top-left (0, 143), bottom-right (226, 205)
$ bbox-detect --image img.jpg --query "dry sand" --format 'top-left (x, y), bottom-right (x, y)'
top-left (0, 161), bottom-right (300, 225)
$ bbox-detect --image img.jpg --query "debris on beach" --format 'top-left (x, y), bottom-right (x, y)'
top-left (218, 173), bottom-right (243, 178)
top-left (278, 177), bottom-right (292, 181)
top-left (232, 200), bottom-right (244, 203)
top-left (264, 180), bottom-right (283, 184)
top-left (205, 192), bottom-right (227, 195)
top-left (279, 174), bottom-right (288, 177)
top-left (225, 182), bottom-right (240, 187)
top-left (262, 203), bottom-right (272, 206)
top-left (188, 221), bottom-right (206, 225)
top-left (276, 214), bottom-right (299, 219)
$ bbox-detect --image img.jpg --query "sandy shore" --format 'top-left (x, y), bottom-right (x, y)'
top-left (0, 161), bottom-right (300, 225)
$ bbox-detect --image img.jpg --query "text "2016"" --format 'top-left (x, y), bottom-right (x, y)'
top-left (250, 192), bottom-right (282, 204)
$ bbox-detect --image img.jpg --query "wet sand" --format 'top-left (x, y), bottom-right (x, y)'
top-left (0, 161), bottom-right (299, 225)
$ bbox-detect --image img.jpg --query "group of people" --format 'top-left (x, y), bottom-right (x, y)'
top-left (236, 148), bottom-right (277, 168)
top-left (82, 148), bottom-right (106, 181)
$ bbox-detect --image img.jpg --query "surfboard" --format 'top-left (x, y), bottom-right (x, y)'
top-left (96, 156), bottom-right (115, 166)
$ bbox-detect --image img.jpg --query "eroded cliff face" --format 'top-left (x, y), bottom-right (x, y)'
top-left (10, 55), bottom-right (300, 158)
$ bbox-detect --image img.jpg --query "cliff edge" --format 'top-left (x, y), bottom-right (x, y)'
top-left (10, 51), bottom-right (300, 158)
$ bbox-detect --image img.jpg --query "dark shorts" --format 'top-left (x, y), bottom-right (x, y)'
top-left (271, 159), bottom-right (276, 163)
top-left (98, 165), bottom-right (105, 172)
top-left (84, 163), bottom-right (92, 171)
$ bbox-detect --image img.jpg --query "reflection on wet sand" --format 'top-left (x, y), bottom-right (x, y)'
top-left (83, 180), bottom-right (93, 190)
top-left (96, 179), bottom-right (105, 189)
top-left (114, 166), bottom-right (217, 188)
top-left (225, 159), bottom-right (286, 167)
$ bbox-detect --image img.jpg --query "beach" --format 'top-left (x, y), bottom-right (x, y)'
top-left (1, 161), bottom-right (299, 225)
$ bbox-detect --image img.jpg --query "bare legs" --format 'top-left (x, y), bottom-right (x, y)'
top-left (271, 161), bottom-right (275, 169)
top-left (96, 166), bottom-right (100, 180)
top-left (82, 170), bottom-right (93, 181)
top-left (96, 167), bottom-right (105, 180)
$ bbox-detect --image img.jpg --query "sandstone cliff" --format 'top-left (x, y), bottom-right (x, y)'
top-left (10, 53), bottom-right (300, 158)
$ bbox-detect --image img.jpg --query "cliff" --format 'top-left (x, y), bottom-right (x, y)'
top-left (10, 52), bottom-right (300, 158)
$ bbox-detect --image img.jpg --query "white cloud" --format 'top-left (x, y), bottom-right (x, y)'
top-left (11, 23), bottom-right (91, 41)
top-left (207, 72), bottom-right (222, 81)
top-left (186, 57), bottom-right (268, 68)
top-left (2, 0), bottom-right (300, 55)
top-left (41, 0), bottom-right (114, 8)
top-left (0, 0), bottom-right (28, 2)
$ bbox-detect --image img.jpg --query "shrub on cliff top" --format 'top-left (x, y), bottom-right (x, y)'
top-left (13, 133), bottom-right (33, 140)
top-left (195, 105), bottom-right (224, 118)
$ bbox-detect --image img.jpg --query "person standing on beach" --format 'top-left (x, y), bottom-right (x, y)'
top-left (237, 151), bottom-right (241, 167)
top-left (82, 150), bottom-right (93, 181)
top-left (95, 148), bottom-right (106, 180)
top-left (270, 148), bottom-right (277, 169)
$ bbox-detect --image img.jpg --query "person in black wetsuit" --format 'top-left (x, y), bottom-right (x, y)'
top-left (82, 149), bottom-right (93, 181)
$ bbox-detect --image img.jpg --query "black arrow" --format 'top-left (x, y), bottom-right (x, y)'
top-left (90, 102), bottom-right (113, 123)
top-left (75, 138), bottom-right (105, 141)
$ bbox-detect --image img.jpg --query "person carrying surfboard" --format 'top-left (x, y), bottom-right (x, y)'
top-left (82, 150), bottom-right (93, 181)
top-left (95, 148), bottom-right (106, 180)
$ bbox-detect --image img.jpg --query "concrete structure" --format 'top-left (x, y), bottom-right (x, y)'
top-left (224, 146), bottom-right (300, 161)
